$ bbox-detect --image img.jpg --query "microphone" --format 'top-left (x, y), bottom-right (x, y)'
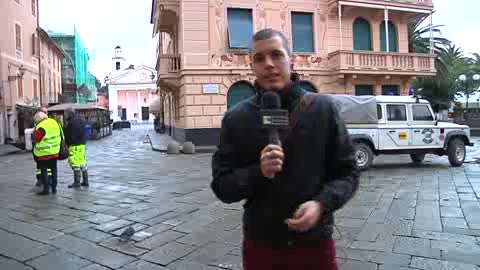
top-left (260, 91), bottom-right (289, 146)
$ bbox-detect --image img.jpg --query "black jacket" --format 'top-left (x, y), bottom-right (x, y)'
top-left (64, 115), bottom-right (86, 146)
top-left (211, 81), bottom-right (359, 246)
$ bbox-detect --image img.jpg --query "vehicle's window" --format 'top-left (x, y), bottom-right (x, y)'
top-left (387, 105), bottom-right (407, 121)
top-left (412, 105), bottom-right (434, 121)
top-left (377, 104), bottom-right (383, 119)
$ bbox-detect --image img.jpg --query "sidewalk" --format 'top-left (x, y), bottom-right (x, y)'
top-left (146, 130), bottom-right (217, 153)
top-left (145, 130), bottom-right (175, 152)
top-left (0, 144), bottom-right (23, 157)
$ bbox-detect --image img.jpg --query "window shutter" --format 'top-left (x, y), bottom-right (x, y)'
top-left (353, 18), bottom-right (372, 51)
top-left (227, 8), bottom-right (253, 49)
top-left (292, 12), bottom-right (314, 53)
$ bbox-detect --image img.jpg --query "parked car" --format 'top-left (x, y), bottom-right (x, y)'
top-left (330, 95), bottom-right (474, 170)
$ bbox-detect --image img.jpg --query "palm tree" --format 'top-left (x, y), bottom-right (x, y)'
top-left (408, 13), bottom-right (457, 112)
top-left (470, 53), bottom-right (480, 73)
top-left (408, 13), bottom-right (450, 55)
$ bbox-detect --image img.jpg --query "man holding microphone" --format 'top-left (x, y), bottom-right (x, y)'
top-left (211, 29), bottom-right (359, 269)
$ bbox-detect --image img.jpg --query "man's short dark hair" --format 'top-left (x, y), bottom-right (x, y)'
top-left (252, 28), bottom-right (291, 56)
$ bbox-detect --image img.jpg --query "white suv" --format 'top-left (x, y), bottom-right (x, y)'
top-left (331, 95), bottom-right (474, 170)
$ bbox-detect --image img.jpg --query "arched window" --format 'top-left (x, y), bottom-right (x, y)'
top-left (299, 81), bottom-right (317, 93)
top-left (227, 81), bottom-right (256, 109)
top-left (380, 21), bottom-right (398, 52)
top-left (353, 18), bottom-right (372, 51)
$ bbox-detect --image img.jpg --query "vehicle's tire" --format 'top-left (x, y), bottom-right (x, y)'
top-left (353, 142), bottom-right (374, 171)
top-left (410, 153), bottom-right (426, 164)
top-left (447, 138), bottom-right (466, 167)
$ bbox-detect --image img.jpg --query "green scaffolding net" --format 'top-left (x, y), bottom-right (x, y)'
top-left (50, 28), bottom-right (98, 104)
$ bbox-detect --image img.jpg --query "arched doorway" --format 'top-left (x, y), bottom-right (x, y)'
top-left (380, 21), bottom-right (398, 52)
top-left (299, 81), bottom-right (317, 93)
top-left (227, 81), bottom-right (256, 109)
top-left (353, 18), bottom-right (372, 51)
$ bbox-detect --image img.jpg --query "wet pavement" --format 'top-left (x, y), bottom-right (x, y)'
top-left (1, 126), bottom-right (480, 269)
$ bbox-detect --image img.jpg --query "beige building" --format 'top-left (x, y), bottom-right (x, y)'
top-left (0, 0), bottom-right (63, 144)
top-left (151, 0), bottom-right (436, 146)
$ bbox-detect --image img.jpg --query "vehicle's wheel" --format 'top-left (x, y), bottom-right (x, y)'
top-left (354, 142), bottom-right (373, 171)
top-left (410, 153), bottom-right (426, 164)
top-left (447, 138), bottom-right (466, 167)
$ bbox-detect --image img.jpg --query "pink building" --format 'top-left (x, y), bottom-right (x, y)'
top-left (0, 0), bottom-right (63, 144)
top-left (151, 0), bottom-right (435, 145)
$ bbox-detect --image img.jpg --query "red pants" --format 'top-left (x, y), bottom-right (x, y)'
top-left (243, 239), bottom-right (338, 270)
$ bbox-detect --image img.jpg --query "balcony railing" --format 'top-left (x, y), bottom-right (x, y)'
top-left (158, 54), bottom-right (181, 74)
top-left (329, 0), bottom-right (432, 6)
top-left (328, 50), bottom-right (436, 75)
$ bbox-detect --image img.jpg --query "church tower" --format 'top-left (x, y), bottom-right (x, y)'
top-left (112, 45), bottom-right (126, 71)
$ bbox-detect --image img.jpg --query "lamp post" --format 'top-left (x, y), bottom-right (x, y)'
top-left (459, 73), bottom-right (480, 118)
top-left (7, 65), bottom-right (26, 81)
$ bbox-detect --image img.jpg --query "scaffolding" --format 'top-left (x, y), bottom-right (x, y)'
top-left (50, 28), bottom-right (98, 104)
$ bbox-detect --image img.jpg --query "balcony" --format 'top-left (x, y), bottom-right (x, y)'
top-left (328, 50), bottom-right (436, 76)
top-left (157, 54), bottom-right (181, 89)
top-left (158, 54), bottom-right (180, 74)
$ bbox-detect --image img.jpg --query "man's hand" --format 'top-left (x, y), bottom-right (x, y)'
top-left (260, 144), bottom-right (284, 179)
top-left (285, 201), bottom-right (324, 232)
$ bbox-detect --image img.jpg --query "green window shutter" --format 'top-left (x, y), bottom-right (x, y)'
top-left (292, 12), bottom-right (314, 53)
top-left (353, 18), bottom-right (372, 51)
top-left (227, 8), bottom-right (253, 49)
top-left (380, 21), bottom-right (398, 52)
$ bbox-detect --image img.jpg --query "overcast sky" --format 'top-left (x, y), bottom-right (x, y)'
top-left (39, 0), bottom-right (479, 82)
top-left (39, 0), bottom-right (156, 83)
top-left (432, 0), bottom-right (480, 56)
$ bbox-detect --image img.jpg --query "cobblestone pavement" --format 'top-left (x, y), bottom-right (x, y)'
top-left (1, 127), bottom-right (480, 269)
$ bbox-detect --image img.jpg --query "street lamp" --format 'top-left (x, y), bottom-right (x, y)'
top-left (8, 65), bottom-right (26, 81)
top-left (458, 73), bottom-right (480, 117)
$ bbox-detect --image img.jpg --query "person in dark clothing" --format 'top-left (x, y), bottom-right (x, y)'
top-left (64, 108), bottom-right (89, 188)
top-left (211, 29), bottom-right (360, 270)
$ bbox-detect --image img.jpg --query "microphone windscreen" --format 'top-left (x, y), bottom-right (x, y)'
top-left (261, 91), bottom-right (281, 110)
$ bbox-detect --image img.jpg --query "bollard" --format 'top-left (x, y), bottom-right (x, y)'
top-left (166, 141), bottom-right (180, 154)
top-left (182, 141), bottom-right (196, 154)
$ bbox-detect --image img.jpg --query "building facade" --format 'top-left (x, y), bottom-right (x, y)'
top-left (39, 28), bottom-right (64, 106)
top-left (107, 47), bottom-right (158, 123)
top-left (0, 0), bottom-right (63, 144)
top-left (50, 30), bottom-right (97, 104)
top-left (151, 0), bottom-right (436, 146)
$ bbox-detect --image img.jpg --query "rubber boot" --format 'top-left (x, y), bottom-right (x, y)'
top-left (51, 175), bottom-right (57, 194)
top-left (36, 173), bottom-right (49, 195)
top-left (35, 172), bottom-right (42, 187)
top-left (81, 170), bottom-right (89, 187)
top-left (68, 171), bottom-right (81, 188)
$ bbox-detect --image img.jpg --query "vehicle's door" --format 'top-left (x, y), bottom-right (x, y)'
top-left (410, 104), bottom-right (441, 147)
top-left (379, 103), bottom-right (411, 149)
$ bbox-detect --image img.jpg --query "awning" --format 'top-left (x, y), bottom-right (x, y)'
top-left (48, 103), bottom-right (107, 112)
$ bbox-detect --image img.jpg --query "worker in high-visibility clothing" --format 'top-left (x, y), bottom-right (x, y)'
top-left (32, 111), bottom-right (61, 195)
top-left (64, 108), bottom-right (89, 188)
top-left (35, 168), bottom-right (52, 187)
top-left (33, 106), bottom-right (50, 188)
